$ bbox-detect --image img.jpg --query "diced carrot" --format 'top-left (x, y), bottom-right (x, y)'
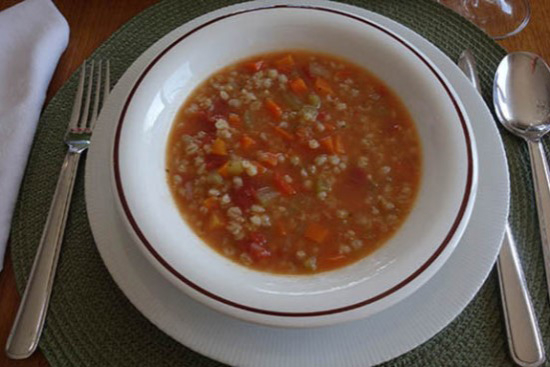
top-left (265, 98), bottom-right (283, 120)
top-left (258, 152), bottom-right (279, 167)
top-left (334, 135), bottom-right (345, 154)
top-left (334, 70), bottom-right (353, 80)
top-left (289, 77), bottom-right (308, 94)
top-left (211, 138), bottom-right (227, 156)
top-left (304, 223), bottom-right (329, 243)
top-left (314, 77), bottom-right (334, 95)
top-left (253, 161), bottom-right (267, 175)
top-left (208, 212), bottom-right (224, 230)
top-left (272, 125), bottom-right (294, 141)
top-left (274, 54), bottom-right (295, 72)
top-left (217, 161), bottom-right (230, 177)
top-left (228, 113), bottom-right (242, 127)
top-left (246, 60), bottom-right (264, 72)
top-left (274, 172), bottom-right (297, 196)
top-left (240, 134), bottom-right (256, 150)
top-left (320, 136), bottom-right (335, 154)
top-left (203, 197), bottom-right (218, 209)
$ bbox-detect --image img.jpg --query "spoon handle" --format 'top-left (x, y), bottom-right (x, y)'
top-left (527, 140), bottom-right (550, 298)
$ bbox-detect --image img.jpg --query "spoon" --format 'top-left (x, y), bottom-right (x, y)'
top-left (494, 52), bottom-right (550, 300)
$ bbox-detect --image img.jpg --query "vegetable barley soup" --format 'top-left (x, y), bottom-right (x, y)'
top-left (167, 51), bottom-right (421, 274)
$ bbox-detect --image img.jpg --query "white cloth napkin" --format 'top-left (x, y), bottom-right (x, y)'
top-left (0, 0), bottom-right (69, 272)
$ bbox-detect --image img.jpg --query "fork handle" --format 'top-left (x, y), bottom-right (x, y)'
top-left (5, 152), bottom-right (81, 359)
top-left (497, 224), bottom-right (545, 367)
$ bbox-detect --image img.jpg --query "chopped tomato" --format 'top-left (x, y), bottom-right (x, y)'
top-left (348, 167), bottom-right (367, 185)
top-left (317, 110), bottom-right (328, 122)
top-left (209, 99), bottom-right (230, 118)
top-left (204, 154), bottom-right (228, 170)
top-left (301, 64), bottom-right (314, 80)
top-left (274, 172), bottom-right (297, 196)
top-left (196, 111), bottom-right (217, 134)
top-left (231, 182), bottom-right (257, 209)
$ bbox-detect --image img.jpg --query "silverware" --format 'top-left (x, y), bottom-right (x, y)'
top-left (494, 52), bottom-right (550, 302)
top-left (5, 60), bottom-right (110, 359)
top-left (458, 49), bottom-right (545, 367)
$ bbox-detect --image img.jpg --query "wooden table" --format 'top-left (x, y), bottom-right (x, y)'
top-left (1, 1), bottom-right (549, 366)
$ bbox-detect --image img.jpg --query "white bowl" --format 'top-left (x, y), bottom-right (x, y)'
top-left (112, 4), bottom-right (478, 328)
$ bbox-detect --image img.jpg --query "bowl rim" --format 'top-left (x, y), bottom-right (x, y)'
top-left (112, 4), bottom-right (475, 318)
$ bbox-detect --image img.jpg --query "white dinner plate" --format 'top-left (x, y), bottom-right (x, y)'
top-left (85, 1), bottom-right (509, 366)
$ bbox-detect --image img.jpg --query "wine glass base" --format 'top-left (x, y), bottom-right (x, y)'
top-left (436, 0), bottom-right (531, 40)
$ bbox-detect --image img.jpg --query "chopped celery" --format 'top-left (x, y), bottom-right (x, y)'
top-left (227, 161), bottom-right (244, 175)
top-left (308, 94), bottom-right (321, 108)
top-left (282, 92), bottom-right (302, 110)
top-left (243, 110), bottom-right (253, 127)
top-left (207, 172), bottom-right (224, 185)
top-left (256, 187), bottom-right (280, 205)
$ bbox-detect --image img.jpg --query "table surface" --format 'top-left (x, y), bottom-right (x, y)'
top-left (1, 0), bottom-right (550, 366)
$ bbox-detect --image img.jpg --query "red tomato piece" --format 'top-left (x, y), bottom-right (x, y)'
top-left (204, 154), bottom-right (229, 170)
top-left (348, 167), bottom-right (367, 185)
top-left (231, 182), bottom-right (257, 209)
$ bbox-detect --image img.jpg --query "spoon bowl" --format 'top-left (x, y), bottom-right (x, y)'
top-left (494, 52), bottom-right (550, 141)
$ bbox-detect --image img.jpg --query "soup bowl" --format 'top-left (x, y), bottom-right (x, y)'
top-left (112, 4), bottom-right (477, 327)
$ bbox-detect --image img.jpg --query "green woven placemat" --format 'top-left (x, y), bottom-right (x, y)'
top-left (10, 0), bottom-right (550, 366)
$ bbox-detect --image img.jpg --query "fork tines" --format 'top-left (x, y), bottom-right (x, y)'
top-left (69, 60), bottom-right (110, 132)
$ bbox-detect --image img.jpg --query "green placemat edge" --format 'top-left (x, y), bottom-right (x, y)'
top-left (9, 0), bottom-right (549, 366)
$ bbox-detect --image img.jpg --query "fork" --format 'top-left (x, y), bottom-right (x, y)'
top-left (5, 60), bottom-right (110, 359)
